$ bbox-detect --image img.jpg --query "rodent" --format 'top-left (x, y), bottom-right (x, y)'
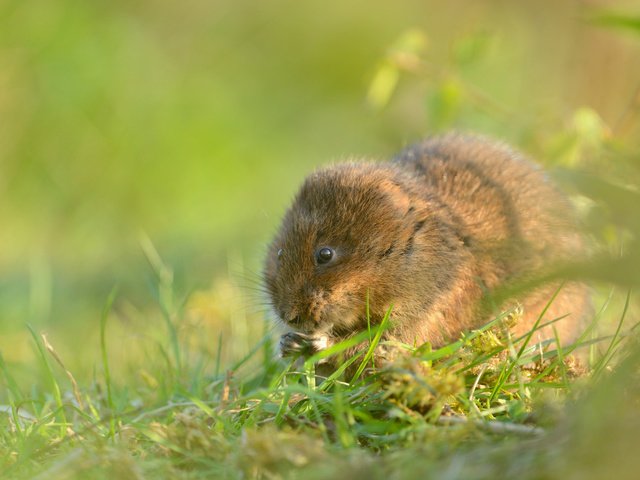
top-left (263, 133), bottom-right (590, 373)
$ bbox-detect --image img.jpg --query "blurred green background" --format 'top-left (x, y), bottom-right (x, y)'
top-left (1, 0), bottom-right (639, 384)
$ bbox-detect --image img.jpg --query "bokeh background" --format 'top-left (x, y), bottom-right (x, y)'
top-left (1, 0), bottom-right (639, 386)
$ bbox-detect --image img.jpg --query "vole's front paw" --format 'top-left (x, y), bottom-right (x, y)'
top-left (280, 332), bottom-right (328, 358)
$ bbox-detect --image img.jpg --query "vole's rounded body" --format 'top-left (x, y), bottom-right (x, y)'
top-left (264, 134), bottom-right (589, 369)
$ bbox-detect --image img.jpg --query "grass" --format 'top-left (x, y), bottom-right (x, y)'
top-left (0, 267), bottom-right (637, 479)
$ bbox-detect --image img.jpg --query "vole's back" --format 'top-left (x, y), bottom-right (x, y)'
top-left (396, 135), bottom-right (580, 274)
top-left (394, 134), bottom-right (589, 340)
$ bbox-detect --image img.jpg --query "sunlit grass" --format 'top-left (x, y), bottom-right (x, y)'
top-left (0, 263), bottom-right (636, 479)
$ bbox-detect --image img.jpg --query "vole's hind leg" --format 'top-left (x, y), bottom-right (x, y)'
top-left (279, 332), bottom-right (330, 358)
top-left (513, 282), bottom-right (591, 349)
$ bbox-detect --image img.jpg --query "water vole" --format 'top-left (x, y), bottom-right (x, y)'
top-left (263, 133), bottom-right (590, 370)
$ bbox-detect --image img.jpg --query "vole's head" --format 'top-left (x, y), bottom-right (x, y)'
top-left (264, 162), bottom-right (431, 336)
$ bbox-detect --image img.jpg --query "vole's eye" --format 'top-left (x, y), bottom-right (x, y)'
top-left (316, 247), bottom-right (335, 264)
top-left (277, 248), bottom-right (284, 260)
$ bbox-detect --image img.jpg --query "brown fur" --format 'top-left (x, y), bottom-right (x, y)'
top-left (264, 133), bottom-right (590, 371)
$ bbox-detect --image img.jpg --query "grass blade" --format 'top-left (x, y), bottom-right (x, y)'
top-left (0, 351), bottom-right (23, 402)
top-left (351, 306), bottom-right (393, 383)
top-left (100, 287), bottom-right (118, 439)
top-left (489, 283), bottom-right (564, 403)
top-left (26, 324), bottom-right (67, 434)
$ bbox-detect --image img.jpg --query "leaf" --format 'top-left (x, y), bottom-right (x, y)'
top-left (366, 28), bottom-right (428, 109)
top-left (366, 61), bottom-right (400, 109)
top-left (589, 11), bottom-right (640, 34)
top-left (428, 78), bottom-right (464, 129)
top-left (453, 31), bottom-right (493, 66)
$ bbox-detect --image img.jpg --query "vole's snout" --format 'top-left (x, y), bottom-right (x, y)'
top-left (283, 312), bottom-right (317, 334)
top-left (289, 315), bottom-right (304, 326)
top-left (280, 288), bottom-right (328, 333)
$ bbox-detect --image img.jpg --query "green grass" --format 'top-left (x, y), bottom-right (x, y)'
top-left (0, 273), bottom-right (637, 479)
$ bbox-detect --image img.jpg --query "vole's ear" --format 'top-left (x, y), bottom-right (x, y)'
top-left (378, 179), bottom-right (412, 216)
